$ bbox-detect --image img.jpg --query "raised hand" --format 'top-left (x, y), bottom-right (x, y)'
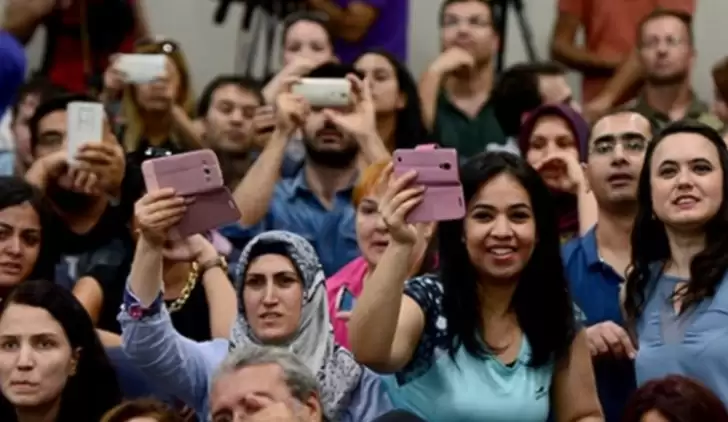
top-left (134, 189), bottom-right (187, 247)
top-left (377, 163), bottom-right (425, 245)
top-left (274, 79), bottom-right (311, 136)
top-left (322, 73), bottom-right (377, 141)
top-left (429, 47), bottom-right (476, 75)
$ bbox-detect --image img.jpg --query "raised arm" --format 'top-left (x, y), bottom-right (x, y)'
top-left (418, 48), bottom-right (475, 131)
top-left (1, 0), bottom-right (55, 45)
top-left (550, 5), bottom-right (622, 75)
top-left (232, 80), bottom-right (308, 225)
top-left (348, 165), bottom-right (426, 372)
top-left (120, 189), bottom-right (224, 412)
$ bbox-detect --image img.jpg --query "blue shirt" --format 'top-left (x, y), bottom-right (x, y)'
top-left (384, 275), bottom-right (554, 422)
top-left (0, 31), bottom-right (26, 113)
top-left (635, 269), bottom-right (728, 406)
top-left (562, 228), bottom-right (636, 422)
top-left (0, 151), bottom-right (15, 175)
top-left (118, 287), bottom-right (392, 421)
top-left (220, 168), bottom-right (359, 276)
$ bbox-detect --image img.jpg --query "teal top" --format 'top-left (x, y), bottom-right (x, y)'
top-left (383, 275), bottom-right (554, 422)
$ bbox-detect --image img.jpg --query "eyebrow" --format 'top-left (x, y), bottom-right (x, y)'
top-left (246, 271), bottom-right (298, 278)
top-left (657, 157), bottom-right (713, 167)
top-left (471, 203), bottom-right (532, 211)
top-left (592, 131), bottom-right (647, 143)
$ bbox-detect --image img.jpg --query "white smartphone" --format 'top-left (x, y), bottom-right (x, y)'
top-left (67, 102), bottom-right (104, 164)
top-left (116, 54), bottom-right (167, 84)
top-left (292, 78), bottom-right (351, 108)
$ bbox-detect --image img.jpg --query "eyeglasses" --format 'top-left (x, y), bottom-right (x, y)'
top-left (639, 36), bottom-right (687, 50)
top-left (590, 133), bottom-right (649, 155)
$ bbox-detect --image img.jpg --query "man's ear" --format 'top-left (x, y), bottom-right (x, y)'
top-left (302, 392), bottom-right (323, 422)
top-left (581, 162), bottom-right (592, 194)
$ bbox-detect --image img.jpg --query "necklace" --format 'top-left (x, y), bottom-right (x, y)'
top-left (167, 262), bottom-right (199, 313)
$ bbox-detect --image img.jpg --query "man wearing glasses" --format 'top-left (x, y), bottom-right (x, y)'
top-left (625, 9), bottom-right (723, 131)
top-left (561, 110), bottom-right (654, 422)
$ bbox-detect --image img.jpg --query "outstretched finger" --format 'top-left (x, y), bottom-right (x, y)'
top-left (381, 169), bottom-right (416, 206)
top-left (387, 186), bottom-right (425, 217)
top-left (280, 77), bottom-right (303, 93)
top-left (390, 195), bottom-right (424, 223)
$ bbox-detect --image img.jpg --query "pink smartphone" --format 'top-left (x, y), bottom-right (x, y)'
top-left (142, 149), bottom-right (224, 196)
top-left (392, 147), bottom-right (465, 223)
top-left (169, 187), bottom-right (241, 240)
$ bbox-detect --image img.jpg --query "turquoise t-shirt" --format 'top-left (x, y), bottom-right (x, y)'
top-left (383, 275), bottom-right (554, 422)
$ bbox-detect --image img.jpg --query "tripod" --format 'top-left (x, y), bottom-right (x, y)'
top-left (213, 0), bottom-right (305, 79)
top-left (492, 0), bottom-right (538, 73)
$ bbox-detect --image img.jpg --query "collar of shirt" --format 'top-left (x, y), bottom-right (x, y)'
top-left (578, 226), bottom-right (605, 270)
top-left (288, 166), bottom-right (357, 202)
top-left (631, 91), bottom-right (709, 121)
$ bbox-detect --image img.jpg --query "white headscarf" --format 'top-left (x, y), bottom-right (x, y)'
top-left (229, 231), bottom-right (362, 420)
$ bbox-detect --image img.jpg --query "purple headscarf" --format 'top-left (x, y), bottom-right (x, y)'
top-left (518, 104), bottom-right (590, 240)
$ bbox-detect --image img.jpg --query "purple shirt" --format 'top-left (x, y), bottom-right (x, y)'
top-left (333, 0), bottom-right (408, 64)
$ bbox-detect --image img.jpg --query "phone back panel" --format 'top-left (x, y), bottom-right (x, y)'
top-left (393, 148), bottom-right (465, 223)
top-left (170, 187), bottom-right (241, 239)
top-left (142, 149), bottom-right (224, 196)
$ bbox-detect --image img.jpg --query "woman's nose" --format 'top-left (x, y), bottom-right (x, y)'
top-left (2, 237), bottom-right (22, 256)
top-left (262, 283), bottom-right (278, 304)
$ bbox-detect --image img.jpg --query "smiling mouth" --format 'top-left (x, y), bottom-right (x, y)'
top-left (486, 246), bottom-right (516, 257)
top-left (259, 313), bottom-right (282, 320)
top-left (673, 195), bottom-right (700, 206)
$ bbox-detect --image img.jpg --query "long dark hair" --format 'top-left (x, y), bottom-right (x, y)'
top-left (0, 280), bottom-right (122, 421)
top-left (621, 375), bottom-right (728, 422)
top-left (354, 49), bottom-right (430, 149)
top-left (438, 152), bottom-right (576, 366)
top-left (0, 177), bottom-right (57, 282)
top-left (624, 121), bottom-right (728, 323)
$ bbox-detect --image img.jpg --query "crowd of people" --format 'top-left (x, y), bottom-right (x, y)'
top-left (0, 0), bottom-right (728, 421)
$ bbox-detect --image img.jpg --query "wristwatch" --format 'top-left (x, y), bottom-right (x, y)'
top-left (198, 255), bottom-right (228, 277)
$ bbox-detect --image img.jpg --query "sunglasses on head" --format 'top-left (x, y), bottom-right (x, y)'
top-left (142, 146), bottom-right (173, 160)
top-left (134, 37), bottom-right (179, 54)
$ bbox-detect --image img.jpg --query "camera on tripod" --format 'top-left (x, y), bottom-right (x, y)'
top-left (214, 0), bottom-right (307, 28)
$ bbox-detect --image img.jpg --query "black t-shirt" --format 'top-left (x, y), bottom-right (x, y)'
top-left (77, 236), bottom-right (134, 333)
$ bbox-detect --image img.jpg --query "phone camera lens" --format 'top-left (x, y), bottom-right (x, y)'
top-left (203, 167), bottom-right (211, 175)
top-left (397, 157), bottom-right (402, 162)
top-left (440, 163), bottom-right (451, 170)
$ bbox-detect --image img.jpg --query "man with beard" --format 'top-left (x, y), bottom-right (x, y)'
top-left (224, 62), bottom-right (389, 276)
top-left (418, 0), bottom-right (505, 158)
top-left (25, 94), bottom-right (132, 293)
top-left (625, 9), bottom-right (723, 131)
top-left (195, 75), bottom-right (266, 188)
top-left (561, 110), bottom-right (654, 421)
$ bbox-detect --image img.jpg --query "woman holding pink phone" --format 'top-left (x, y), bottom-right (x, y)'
top-left (326, 160), bottom-right (437, 349)
top-left (119, 189), bottom-right (392, 421)
top-left (348, 152), bottom-right (603, 421)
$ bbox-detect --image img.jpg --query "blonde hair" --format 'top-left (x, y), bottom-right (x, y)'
top-left (352, 160), bottom-right (389, 207)
top-left (121, 40), bottom-right (195, 152)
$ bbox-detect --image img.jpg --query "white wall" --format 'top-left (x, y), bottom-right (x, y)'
top-left (3, 0), bottom-right (723, 102)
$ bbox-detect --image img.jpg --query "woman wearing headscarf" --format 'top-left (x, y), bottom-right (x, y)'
top-left (119, 188), bottom-right (391, 421)
top-left (518, 104), bottom-right (597, 241)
